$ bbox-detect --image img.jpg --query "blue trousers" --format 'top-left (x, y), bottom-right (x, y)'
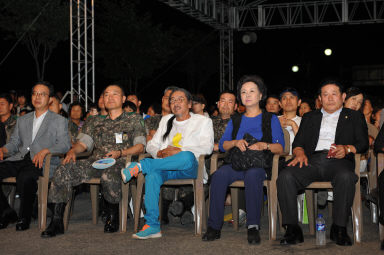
top-left (208, 164), bottom-right (266, 230)
top-left (140, 151), bottom-right (198, 228)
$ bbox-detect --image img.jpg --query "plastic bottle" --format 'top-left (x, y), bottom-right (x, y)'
top-left (316, 214), bottom-right (326, 245)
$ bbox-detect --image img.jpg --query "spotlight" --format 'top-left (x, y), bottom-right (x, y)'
top-left (292, 65), bottom-right (299, 72)
top-left (324, 48), bottom-right (332, 56)
top-left (242, 32), bottom-right (257, 44)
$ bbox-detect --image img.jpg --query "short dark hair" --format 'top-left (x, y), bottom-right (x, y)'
top-left (164, 86), bottom-right (178, 95)
top-left (51, 95), bottom-right (61, 101)
top-left (123, 101), bottom-right (137, 112)
top-left (300, 98), bottom-right (315, 110)
top-left (148, 103), bottom-right (162, 115)
top-left (0, 93), bottom-right (13, 105)
top-left (192, 94), bottom-right (207, 106)
top-left (69, 101), bottom-right (86, 120)
top-left (106, 84), bottom-right (126, 97)
top-left (318, 79), bottom-right (344, 95)
top-left (219, 90), bottom-right (237, 102)
top-left (266, 94), bottom-right (280, 101)
top-left (236, 75), bottom-right (267, 103)
top-left (279, 87), bottom-right (300, 100)
top-left (345, 87), bottom-right (364, 101)
top-left (32, 81), bottom-right (55, 97)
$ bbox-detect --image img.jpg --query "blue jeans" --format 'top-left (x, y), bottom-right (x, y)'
top-left (208, 164), bottom-right (266, 230)
top-left (140, 151), bottom-right (198, 228)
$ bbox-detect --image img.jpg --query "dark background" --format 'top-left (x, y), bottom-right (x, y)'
top-left (1, 0), bottom-right (383, 110)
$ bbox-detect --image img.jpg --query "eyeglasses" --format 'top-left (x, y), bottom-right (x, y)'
top-left (32, 92), bottom-right (48, 97)
top-left (170, 97), bottom-right (186, 104)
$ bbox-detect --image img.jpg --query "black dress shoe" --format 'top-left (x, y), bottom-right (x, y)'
top-left (330, 224), bottom-right (352, 246)
top-left (202, 226), bottom-right (221, 241)
top-left (0, 209), bottom-right (18, 229)
top-left (15, 218), bottom-right (30, 231)
top-left (381, 240), bottom-right (384, 250)
top-left (280, 224), bottom-right (304, 245)
top-left (247, 227), bottom-right (261, 245)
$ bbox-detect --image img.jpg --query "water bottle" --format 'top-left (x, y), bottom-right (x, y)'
top-left (316, 214), bottom-right (326, 245)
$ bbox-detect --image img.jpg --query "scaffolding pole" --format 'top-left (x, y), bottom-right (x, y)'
top-left (70, 0), bottom-right (95, 111)
top-left (220, 29), bottom-right (234, 91)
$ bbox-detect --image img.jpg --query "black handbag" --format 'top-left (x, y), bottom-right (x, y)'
top-left (225, 133), bottom-right (272, 171)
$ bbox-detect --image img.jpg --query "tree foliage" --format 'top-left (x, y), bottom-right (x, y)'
top-left (0, 0), bottom-right (68, 81)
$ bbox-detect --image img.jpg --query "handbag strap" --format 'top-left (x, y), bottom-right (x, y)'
top-left (230, 111), bottom-right (273, 143)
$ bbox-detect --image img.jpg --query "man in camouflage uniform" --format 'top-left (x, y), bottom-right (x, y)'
top-left (211, 90), bottom-right (237, 152)
top-left (41, 84), bottom-right (146, 238)
top-left (0, 93), bottom-right (18, 202)
top-left (0, 93), bottom-right (17, 143)
top-left (145, 86), bottom-right (177, 142)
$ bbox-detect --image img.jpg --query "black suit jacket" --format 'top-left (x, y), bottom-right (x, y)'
top-left (0, 122), bottom-right (5, 147)
top-left (292, 108), bottom-right (369, 160)
top-left (374, 125), bottom-right (384, 154)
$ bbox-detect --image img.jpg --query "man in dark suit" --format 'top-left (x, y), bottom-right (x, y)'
top-left (374, 125), bottom-right (384, 250)
top-left (0, 82), bottom-right (71, 231)
top-left (277, 80), bottom-right (368, 246)
top-left (0, 122), bottom-right (6, 147)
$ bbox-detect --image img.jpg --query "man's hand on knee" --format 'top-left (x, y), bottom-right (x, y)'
top-left (32, 148), bottom-right (50, 168)
top-left (62, 149), bottom-right (77, 165)
top-left (288, 147), bottom-right (308, 168)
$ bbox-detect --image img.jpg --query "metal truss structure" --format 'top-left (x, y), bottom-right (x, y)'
top-left (69, 0), bottom-right (95, 110)
top-left (158, 0), bottom-right (384, 91)
top-left (236, 0), bottom-right (384, 30)
top-left (220, 29), bottom-right (234, 91)
top-left (69, 1), bottom-right (384, 94)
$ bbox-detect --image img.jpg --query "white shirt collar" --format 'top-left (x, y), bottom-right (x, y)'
top-left (321, 107), bottom-right (342, 117)
top-left (34, 110), bottom-right (49, 120)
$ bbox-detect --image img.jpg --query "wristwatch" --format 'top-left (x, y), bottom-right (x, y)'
top-left (266, 143), bottom-right (270, 150)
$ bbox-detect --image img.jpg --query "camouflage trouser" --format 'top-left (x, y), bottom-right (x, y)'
top-left (48, 158), bottom-right (125, 204)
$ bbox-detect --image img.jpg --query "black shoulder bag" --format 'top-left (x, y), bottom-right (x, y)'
top-left (224, 111), bottom-right (274, 176)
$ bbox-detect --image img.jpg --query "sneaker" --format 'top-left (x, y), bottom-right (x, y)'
top-left (132, 224), bottom-right (162, 239)
top-left (121, 162), bottom-right (141, 183)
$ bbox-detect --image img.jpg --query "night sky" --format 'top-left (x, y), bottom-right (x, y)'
top-left (1, 1), bottom-right (383, 109)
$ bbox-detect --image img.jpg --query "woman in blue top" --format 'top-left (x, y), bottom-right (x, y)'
top-left (203, 75), bottom-right (284, 244)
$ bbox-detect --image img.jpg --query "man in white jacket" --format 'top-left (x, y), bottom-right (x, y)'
top-left (121, 87), bottom-right (214, 239)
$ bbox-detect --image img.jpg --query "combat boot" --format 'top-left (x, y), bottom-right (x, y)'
top-left (104, 201), bottom-right (119, 233)
top-left (41, 203), bottom-right (66, 238)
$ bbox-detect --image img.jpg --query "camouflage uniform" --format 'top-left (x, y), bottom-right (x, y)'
top-left (1, 115), bottom-right (17, 143)
top-left (211, 115), bottom-right (231, 144)
top-left (1, 115), bottom-right (18, 198)
top-left (144, 114), bottom-right (162, 134)
top-left (48, 112), bottom-right (146, 204)
top-left (68, 120), bottom-right (84, 144)
top-left (205, 115), bottom-right (231, 175)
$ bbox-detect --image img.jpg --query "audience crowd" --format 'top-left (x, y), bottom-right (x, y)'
top-left (1, 77), bottom-right (384, 249)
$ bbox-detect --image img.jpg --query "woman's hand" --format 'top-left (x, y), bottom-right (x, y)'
top-left (234, 139), bottom-right (248, 152)
top-left (248, 142), bottom-right (268, 151)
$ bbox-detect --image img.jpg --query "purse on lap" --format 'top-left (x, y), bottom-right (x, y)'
top-left (225, 132), bottom-right (273, 171)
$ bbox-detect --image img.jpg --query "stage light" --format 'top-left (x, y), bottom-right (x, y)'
top-left (292, 65), bottom-right (299, 72)
top-left (324, 48), bottom-right (332, 56)
top-left (242, 32), bottom-right (257, 44)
